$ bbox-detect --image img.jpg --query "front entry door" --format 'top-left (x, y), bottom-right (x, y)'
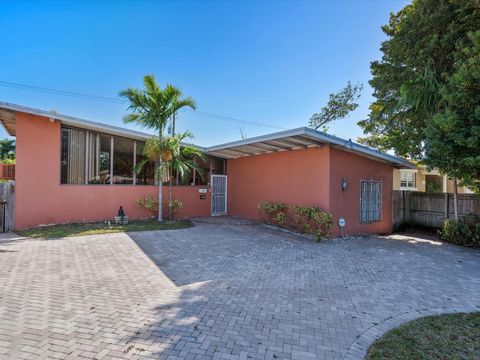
top-left (211, 175), bottom-right (227, 215)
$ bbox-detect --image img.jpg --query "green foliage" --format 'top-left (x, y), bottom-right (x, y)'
top-left (120, 75), bottom-right (198, 221)
top-left (366, 312), bottom-right (480, 360)
top-left (439, 219), bottom-right (480, 249)
top-left (291, 205), bottom-right (333, 241)
top-left (119, 75), bottom-right (196, 135)
top-left (258, 201), bottom-right (287, 216)
top-left (274, 211), bottom-right (287, 225)
top-left (258, 202), bottom-right (333, 242)
top-left (17, 220), bottom-right (193, 239)
top-left (424, 31), bottom-right (480, 193)
top-left (309, 82), bottom-right (363, 132)
top-left (137, 196), bottom-right (159, 217)
top-left (0, 138), bottom-right (15, 161)
top-left (137, 196), bottom-right (184, 220)
top-left (358, 0), bottom-right (480, 161)
top-left (425, 181), bottom-right (442, 193)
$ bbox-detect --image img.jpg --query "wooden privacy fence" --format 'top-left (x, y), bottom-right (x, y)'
top-left (393, 191), bottom-right (480, 230)
top-left (0, 181), bottom-right (14, 231)
top-left (0, 164), bottom-right (15, 180)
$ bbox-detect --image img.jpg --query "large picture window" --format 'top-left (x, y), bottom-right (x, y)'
top-left (360, 180), bottom-right (382, 223)
top-left (60, 126), bottom-right (155, 185)
top-left (61, 127), bottom-right (86, 184)
top-left (113, 137), bottom-right (134, 184)
top-left (86, 133), bottom-right (111, 184)
top-left (135, 142), bottom-right (156, 185)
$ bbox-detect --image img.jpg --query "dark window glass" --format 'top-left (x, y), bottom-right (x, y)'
top-left (135, 142), bottom-right (156, 185)
top-left (195, 156), bottom-right (210, 185)
top-left (211, 157), bottom-right (226, 175)
top-left (61, 127), bottom-right (86, 184)
top-left (113, 137), bottom-right (134, 184)
top-left (86, 133), bottom-right (111, 184)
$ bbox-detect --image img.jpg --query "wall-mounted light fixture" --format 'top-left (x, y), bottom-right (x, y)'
top-left (341, 177), bottom-right (348, 191)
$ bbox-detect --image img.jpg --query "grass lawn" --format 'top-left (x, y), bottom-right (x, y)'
top-left (17, 219), bottom-right (194, 239)
top-left (366, 312), bottom-right (480, 360)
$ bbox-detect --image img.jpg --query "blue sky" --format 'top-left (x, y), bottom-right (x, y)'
top-left (0, 0), bottom-right (409, 146)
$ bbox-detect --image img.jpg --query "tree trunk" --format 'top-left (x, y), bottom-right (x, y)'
top-left (168, 113), bottom-right (176, 221)
top-left (158, 127), bottom-right (163, 223)
top-left (169, 171), bottom-right (173, 221)
top-left (453, 177), bottom-right (459, 221)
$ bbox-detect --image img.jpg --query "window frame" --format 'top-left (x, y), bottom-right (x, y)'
top-left (359, 179), bottom-right (382, 224)
top-left (60, 126), bottom-right (155, 186)
top-left (399, 170), bottom-right (417, 189)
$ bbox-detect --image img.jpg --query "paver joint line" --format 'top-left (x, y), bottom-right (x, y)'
top-left (0, 223), bottom-right (479, 359)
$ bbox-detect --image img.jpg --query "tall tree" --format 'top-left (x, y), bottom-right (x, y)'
top-left (0, 139), bottom-right (15, 160)
top-left (358, 0), bottom-right (480, 159)
top-left (309, 82), bottom-right (362, 132)
top-left (424, 31), bottom-right (480, 196)
top-left (358, 0), bottom-right (480, 218)
top-left (120, 75), bottom-right (195, 222)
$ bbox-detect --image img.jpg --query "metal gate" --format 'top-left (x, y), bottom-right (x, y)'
top-left (211, 175), bottom-right (227, 215)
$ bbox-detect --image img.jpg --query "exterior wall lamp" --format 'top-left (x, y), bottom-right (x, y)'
top-left (341, 177), bottom-right (348, 191)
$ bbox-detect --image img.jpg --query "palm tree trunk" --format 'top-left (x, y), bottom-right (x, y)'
top-left (168, 113), bottom-right (176, 221)
top-left (169, 170), bottom-right (173, 221)
top-left (453, 177), bottom-right (459, 221)
top-left (158, 157), bottom-right (163, 222)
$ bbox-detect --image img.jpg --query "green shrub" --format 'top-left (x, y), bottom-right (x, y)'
top-left (258, 202), bottom-right (287, 216)
top-left (426, 181), bottom-right (442, 193)
top-left (137, 196), bottom-right (159, 217)
top-left (274, 211), bottom-right (287, 225)
top-left (137, 196), bottom-right (183, 220)
top-left (439, 219), bottom-right (480, 248)
top-left (258, 201), bottom-right (333, 242)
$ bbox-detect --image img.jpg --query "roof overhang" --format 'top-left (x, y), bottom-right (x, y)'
top-left (0, 101), bottom-right (156, 142)
top-left (0, 101), bottom-right (415, 168)
top-left (205, 127), bottom-right (416, 169)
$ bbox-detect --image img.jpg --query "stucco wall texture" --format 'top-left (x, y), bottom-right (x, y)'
top-left (227, 146), bottom-right (393, 237)
top-left (14, 113), bottom-right (394, 235)
top-left (14, 113), bottom-right (210, 229)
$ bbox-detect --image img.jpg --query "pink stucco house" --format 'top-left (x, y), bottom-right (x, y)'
top-left (0, 101), bottom-right (414, 236)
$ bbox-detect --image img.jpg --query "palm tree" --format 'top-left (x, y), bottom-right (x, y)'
top-left (119, 75), bottom-right (195, 222)
top-left (0, 139), bottom-right (15, 161)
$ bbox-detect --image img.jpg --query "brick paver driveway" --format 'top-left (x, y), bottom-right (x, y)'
top-left (1, 221), bottom-right (479, 360)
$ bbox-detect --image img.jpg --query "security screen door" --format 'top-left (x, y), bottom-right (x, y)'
top-left (211, 175), bottom-right (227, 215)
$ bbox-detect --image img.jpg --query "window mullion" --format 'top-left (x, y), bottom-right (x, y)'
top-left (110, 137), bottom-right (114, 185)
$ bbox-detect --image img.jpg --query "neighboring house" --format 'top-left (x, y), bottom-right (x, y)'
top-left (0, 101), bottom-right (414, 236)
top-left (393, 166), bottom-right (473, 193)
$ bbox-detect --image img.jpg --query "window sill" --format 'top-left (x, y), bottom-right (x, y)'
top-left (399, 187), bottom-right (418, 191)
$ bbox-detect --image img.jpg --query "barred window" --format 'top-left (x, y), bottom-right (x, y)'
top-left (360, 180), bottom-right (382, 223)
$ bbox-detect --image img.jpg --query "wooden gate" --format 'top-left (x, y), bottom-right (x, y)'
top-left (0, 181), bottom-right (14, 231)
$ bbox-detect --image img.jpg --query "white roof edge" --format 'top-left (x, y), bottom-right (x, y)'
top-left (206, 127), bottom-right (415, 168)
top-left (0, 101), bottom-right (414, 167)
top-left (0, 101), bottom-right (152, 141)
top-left (0, 101), bottom-right (208, 152)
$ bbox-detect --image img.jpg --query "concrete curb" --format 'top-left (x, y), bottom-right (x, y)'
top-left (343, 305), bottom-right (480, 360)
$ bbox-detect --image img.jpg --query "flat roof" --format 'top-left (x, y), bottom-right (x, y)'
top-left (205, 127), bottom-right (415, 168)
top-left (0, 101), bottom-right (415, 168)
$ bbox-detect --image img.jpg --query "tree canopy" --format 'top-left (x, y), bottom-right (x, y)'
top-left (358, 0), bottom-right (480, 160)
top-left (0, 138), bottom-right (15, 161)
top-left (309, 82), bottom-right (362, 132)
